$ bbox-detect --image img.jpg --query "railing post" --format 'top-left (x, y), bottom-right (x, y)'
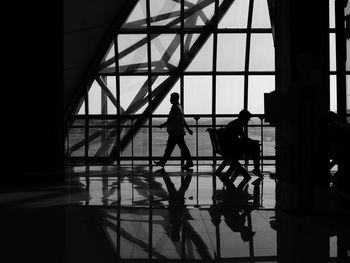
top-left (259, 116), bottom-right (264, 173)
top-left (194, 117), bottom-right (200, 168)
top-left (131, 118), bottom-right (134, 168)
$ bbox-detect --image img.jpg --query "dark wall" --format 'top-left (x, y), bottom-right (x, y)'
top-left (1, 1), bottom-right (64, 182)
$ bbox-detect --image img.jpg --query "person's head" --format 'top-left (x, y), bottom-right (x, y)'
top-left (238, 109), bottom-right (252, 125)
top-left (170, 92), bottom-right (180, 104)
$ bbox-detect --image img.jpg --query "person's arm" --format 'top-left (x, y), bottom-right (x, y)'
top-left (238, 126), bottom-right (248, 140)
top-left (159, 106), bottom-right (177, 128)
top-left (184, 119), bottom-right (193, 135)
top-left (240, 127), bottom-right (259, 144)
top-left (159, 116), bottom-right (176, 128)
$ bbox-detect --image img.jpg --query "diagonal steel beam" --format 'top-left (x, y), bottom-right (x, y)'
top-left (66, 1), bottom-right (138, 119)
top-left (98, 0), bottom-right (214, 71)
top-left (93, 0), bottom-right (232, 157)
top-left (96, 77), bottom-right (118, 109)
top-left (70, 0), bottom-right (215, 156)
top-left (113, 0), bottom-right (235, 155)
top-left (94, 34), bottom-right (181, 155)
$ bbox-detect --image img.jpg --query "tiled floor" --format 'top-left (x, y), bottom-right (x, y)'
top-left (0, 165), bottom-right (349, 262)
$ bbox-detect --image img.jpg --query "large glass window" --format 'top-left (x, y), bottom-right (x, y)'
top-left (67, 0), bottom-right (277, 164)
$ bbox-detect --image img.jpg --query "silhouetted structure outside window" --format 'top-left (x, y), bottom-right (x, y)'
top-left (154, 92), bottom-right (194, 169)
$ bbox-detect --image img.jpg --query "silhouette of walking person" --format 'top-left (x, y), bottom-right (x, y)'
top-left (221, 109), bottom-right (263, 177)
top-left (154, 92), bottom-right (194, 169)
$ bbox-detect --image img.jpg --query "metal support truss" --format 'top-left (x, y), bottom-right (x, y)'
top-left (110, 0), bottom-right (236, 157)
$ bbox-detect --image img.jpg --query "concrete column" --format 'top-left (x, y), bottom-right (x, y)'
top-left (273, 0), bottom-right (330, 261)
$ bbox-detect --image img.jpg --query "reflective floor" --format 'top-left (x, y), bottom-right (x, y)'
top-left (0, 165), bottom-right (349, 262)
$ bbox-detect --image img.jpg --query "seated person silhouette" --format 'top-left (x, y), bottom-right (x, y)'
top-left (163, 170), bottom-right (193, 242)
top-left (221, 109), bottom-right (263, 177)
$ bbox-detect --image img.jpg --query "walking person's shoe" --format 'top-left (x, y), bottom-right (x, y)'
top-left (183, 161), bottom-right (194, 170)
top-left (153, 161), bottom-right (165, 168)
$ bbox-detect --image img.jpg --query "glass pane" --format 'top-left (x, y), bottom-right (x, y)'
top-left (219, 0), bottom-right (249, 28)
top-left (106, 76), bottom-right (117, 114)
top-left (88, 127), bottom-right (116, 157)
top-left (252, 0), bottom-right (271, 28)
top-left (184, 76), bottom-right (212, 114)
top-left (120, 76), bottom-right (148, 114)
top-left (94, 77), bottom-right (117, 115)
top-left (196, 118), bottom-right (213, 157)
top-left (151, 34), bottom-right (180, 72)
top-left (263, 127), bottom-right (275, 157)
top-left (150, 0), bottom-right (180, 27)
top-left (249, 34), bottom-right (275, 71)
top-left (122, 0), bottom-right (147, 29)
top-left (153, 77), bottom-right (181, 114)
top-left (183, 33), bottom-right (200, 53)
top-left (184, 0), bottom-right (215, 28)
top-left (216, 116), bottom-right (234, 127)
top-left (99, 42), bottom-right (115, 72)
top-left (329, 0), bottom-right (335, 29)
top-left (88, 80), bottom-right (101, 114)
top-left (118, 34), bottom-right (148, 73)
top-left (247, 124), bottom-right (261, 147)
top-left (347, 38), bottom-right (350, 71)
top-left (133, 128), bottom-right (149, 157)
top-left (330, 75), bottom-right (337, 112)
top-left (330, 33), bottom-right (336, 71)
top-left (248, 76), bottom-right (275, 114)
top-left (186, 35), bottom-right (213, 71)
top-left (217, 34), bottom-right (246, 71)
top-left (68, 128), bottom-right (85, 157)
top-left (77, 101), bottom-right (85, 115)
top-left (183, 117), bottom-right (212, 158)
top-left (120, 119), bottom-right (133, 157)
top-left (216, 76), bottom-right (244, 114)
top-left (152, 119), bottom-right (181, 158)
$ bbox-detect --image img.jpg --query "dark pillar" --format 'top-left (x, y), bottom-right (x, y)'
top-left (1, 1), bottom-right (64, 183)
top-left (273, 0), bottom-right (330, 261)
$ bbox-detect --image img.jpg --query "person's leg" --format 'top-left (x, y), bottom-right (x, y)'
top-left (176, 135), bottom-right (193, 166)
top-left (157, 135), bottom-right (177, 166)
top-left (241, 140), bottom-right (261, 175)
top-left (250, 141), bottom-right (261, 170)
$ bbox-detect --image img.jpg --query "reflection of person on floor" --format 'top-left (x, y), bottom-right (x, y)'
top-left (223, 206), bottom-right (255, 242)
top-left (210, 188), bottom-right (255, 242)
top-left (154, 92), bottom-right (193, 169)
top-left (221, 109), bottom-right (262, 177)
top-left (163, 170), bottom-right (193, 241)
